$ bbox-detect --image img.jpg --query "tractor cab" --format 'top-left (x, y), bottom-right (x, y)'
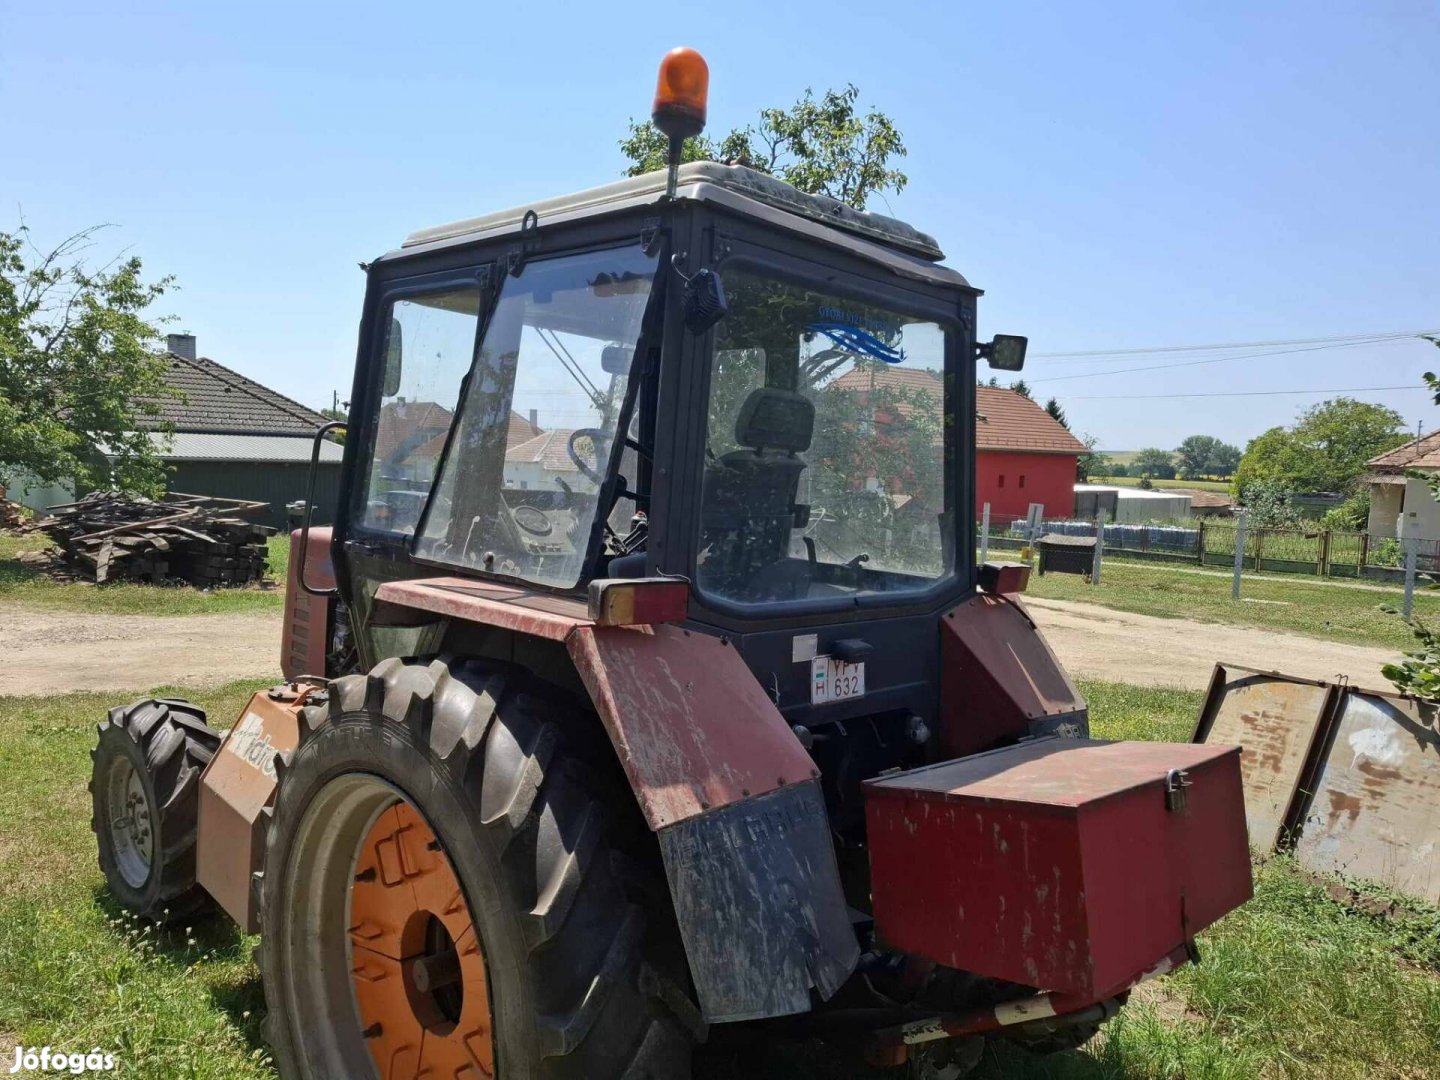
top-left (330, 161), bottom-right (989, 678)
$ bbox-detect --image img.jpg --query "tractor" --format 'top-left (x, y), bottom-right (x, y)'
top-left (89, 48), bottom-right (1253, 1079)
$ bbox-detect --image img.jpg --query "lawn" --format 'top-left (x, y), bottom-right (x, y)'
top-left (0, 678), bottom-right (1434, 1078)
top-left (0, 532), bottom-right (286, 617)
top-left (1089, 475), bottom-right (1234, 494)
top-left (1027, 558), bottom-right (1437, 652)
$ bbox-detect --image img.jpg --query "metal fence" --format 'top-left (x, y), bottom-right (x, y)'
top-left (976, 506), bottom-right (1440, 581)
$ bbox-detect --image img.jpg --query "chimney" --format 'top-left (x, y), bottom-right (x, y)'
top-left (529, 408), bottom-right (539, 431)
top-left (167, 333), bottom-right (197, 360)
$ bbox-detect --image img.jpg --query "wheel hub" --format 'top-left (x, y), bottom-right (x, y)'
top-left (348, 801), bottom-right (494, 1079)
top-left (105, 759), bottom-right (152, 889)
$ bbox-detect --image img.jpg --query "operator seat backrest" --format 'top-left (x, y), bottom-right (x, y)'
top-left (701, 387), bottom-right (815, 580)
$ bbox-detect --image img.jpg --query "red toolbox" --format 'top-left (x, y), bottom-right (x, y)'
top-left (864, 737), bottom-right (1252, 998)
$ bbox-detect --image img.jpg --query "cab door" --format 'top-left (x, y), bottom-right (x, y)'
top-left (337, 266), bottom-right (494, 668)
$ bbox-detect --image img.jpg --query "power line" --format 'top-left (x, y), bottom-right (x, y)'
top-left (1028, 337), bottom-right (1419, 384)
top-left (1032, 328), bottom-right (1440, 359)
top-left (1070, 384), bottom-right (1427, 400)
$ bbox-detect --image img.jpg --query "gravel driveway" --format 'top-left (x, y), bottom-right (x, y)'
top-left (0, 597), bottom-right (1403, 697)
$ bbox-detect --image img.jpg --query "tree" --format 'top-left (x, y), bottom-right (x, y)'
top-left (1175, 434), bottom-right (1241, 479)
top-left (620, 84), bottom-right (907, 211)
top-left (1131, 447), bottom-right (1177, 480)
top-left (1044, 397), bottom-right (1068, 429)
top-left (1238, 477), bottom-right (1301, 528)
top-left (1232, 398), bottom-right (1407, 496)
top-left (0, 226), bottom-right (176, 496)
top-left (1008, 379), bottom-right (1033, 400)
top-left (1076, 433), bottom-right (1108, 482)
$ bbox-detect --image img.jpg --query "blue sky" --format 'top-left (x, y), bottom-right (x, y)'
top-left (3, 0), bottom-right (1437, 451)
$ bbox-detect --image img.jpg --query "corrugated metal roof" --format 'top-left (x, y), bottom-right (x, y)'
top-left (154, 432), bottom-right (343, 463)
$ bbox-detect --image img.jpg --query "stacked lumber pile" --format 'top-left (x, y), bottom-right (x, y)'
top-left (25, 492), bottom-right (276, 586)
top-left (0, 499), bottom-right (27, 530)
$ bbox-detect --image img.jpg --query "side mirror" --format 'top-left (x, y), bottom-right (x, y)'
top-left (382, 317), bottom-right (404, 397)
top-left (979, 334), bottom-right (1027, 372)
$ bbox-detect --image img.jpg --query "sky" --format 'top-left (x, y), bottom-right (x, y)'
top-left (3, 0), bottom-right (1437, 452)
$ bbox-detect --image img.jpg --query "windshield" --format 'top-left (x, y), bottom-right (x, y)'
top-left (413, 246), bottom-right (658, 588)
top-left (697, 271), bottom-right (951, 605)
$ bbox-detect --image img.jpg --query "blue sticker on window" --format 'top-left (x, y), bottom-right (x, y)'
top-left (807, 320), bottom-right (907, 363)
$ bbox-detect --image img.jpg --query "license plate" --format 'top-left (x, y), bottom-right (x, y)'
top-left (812, 655), bottom-right (865, 705)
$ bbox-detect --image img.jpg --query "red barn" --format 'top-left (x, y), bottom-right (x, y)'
top-left (976, 386), bottom-right (1086, 520)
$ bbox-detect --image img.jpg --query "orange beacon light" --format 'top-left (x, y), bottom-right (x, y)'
top-left (652, 47), bottom-right (709, 142)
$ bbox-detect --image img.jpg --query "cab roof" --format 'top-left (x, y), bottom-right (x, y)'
top-left (396, 163), bottom-right (966, 289)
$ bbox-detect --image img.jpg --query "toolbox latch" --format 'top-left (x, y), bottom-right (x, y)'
top-left (1164, 768), bottom-right (1193, 812)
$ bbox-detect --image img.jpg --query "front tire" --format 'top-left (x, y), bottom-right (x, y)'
top-left (256, 656), bottom-right (698, 1080)
top-left (90, 698), bottom-right (220, 921)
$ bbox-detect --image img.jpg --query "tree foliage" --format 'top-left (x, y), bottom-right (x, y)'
top-left (0, 226), bottom-right (177, 496)
top-left (1076, 433), bottom-right (1108, 482)
top-left (1044, 397), bottom-right (1068, 429)
top-left (620, 85), bottom-right (907, 210)
top-left (1232, 398), bottom-right (1407, 496)
top-left (1238, 477), bottom-right (1302, 528)
top-left (1175, 434), bottom-right (1241, 479)
top-left (1131, 447), bottom-right (1177, 480)
top-left (1008, 379), bottom-right (1033, 400)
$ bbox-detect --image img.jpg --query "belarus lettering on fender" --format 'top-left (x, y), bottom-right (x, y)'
top-left (9, 1047), bottom-right (116, 1074)
top-left (225, 711), bottom-right (279, 779)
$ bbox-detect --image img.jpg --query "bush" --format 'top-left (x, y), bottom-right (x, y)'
top-left (1319, 490), bottom-right (1371, 532)
top-left (1239, 478), bottom-right (1302, 528)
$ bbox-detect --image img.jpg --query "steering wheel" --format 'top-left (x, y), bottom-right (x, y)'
top-left (510, 505), bottom-right (553, 537)
top-left (567, 427), bottom-right (611, 487)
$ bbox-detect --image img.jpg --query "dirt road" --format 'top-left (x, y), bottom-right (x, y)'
top-left (0, 597), bottom-right (1403, 696)
top-left (1, 608), bottom-right (281, 696)
top-left (1024, 596), bottom-right (1402, 691)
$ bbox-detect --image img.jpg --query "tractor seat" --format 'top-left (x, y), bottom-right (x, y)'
top-left (700, 387), bottom-right (815, 592)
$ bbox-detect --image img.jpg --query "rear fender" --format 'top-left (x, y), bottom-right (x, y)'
top-left (371, 577), bottom-right (860, 1022)
top-left (939, 592), bottom-right (1088, 757)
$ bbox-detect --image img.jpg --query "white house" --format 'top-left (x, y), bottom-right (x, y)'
top-left (1366, 432), bottom-right (1440, 540)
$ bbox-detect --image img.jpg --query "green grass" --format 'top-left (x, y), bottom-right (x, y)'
top-left (1027, 559), bottom-right (1436, 652)
top-left (0, 532), bottom-right (285, 617)
top-left (1090, 475), bottom-right (1234, 493)
top-left (0, 678), bottom-right (1434, 1078)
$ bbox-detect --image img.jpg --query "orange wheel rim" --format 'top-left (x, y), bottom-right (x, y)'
top-left (348, 801), bottom-right (495, 1079)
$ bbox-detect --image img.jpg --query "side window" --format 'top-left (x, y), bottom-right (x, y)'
top-left (359, 285), bottom-right (482, 534)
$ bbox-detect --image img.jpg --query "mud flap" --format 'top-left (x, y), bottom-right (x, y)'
top-left (657, 781), bottom-right (860, 1023)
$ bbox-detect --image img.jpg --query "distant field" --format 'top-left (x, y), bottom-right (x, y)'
top-left (1090, 475), bottom-right (1234, 493)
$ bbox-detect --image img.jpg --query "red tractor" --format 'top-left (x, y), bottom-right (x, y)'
top-left (90, 48), bottom-right (1251, 1079)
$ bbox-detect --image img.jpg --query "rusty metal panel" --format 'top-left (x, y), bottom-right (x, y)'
top-left (1294, 688), bottom-right (1440, 902)
top-left (865, 737), bottom-right (1252, 998)
top-left (374, 576), bottom-right (591, 641)
top-left (1193, 663), bottom-right (1337, 852)
top-left (196, 688), bottom-right (306, 930)
top-left (282, 526), bottom-right (334, 680)
top-left (567, 624), bottom-right (817, 830)
top-left (938, 593), bottom-right (1086, 758)
top-left (658, 782), bottom-right (859, 1022)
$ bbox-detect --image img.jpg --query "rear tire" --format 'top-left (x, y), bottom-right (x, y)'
top-left (90, 698), bottom-right (220, 921)
top-left (256, 656), bottom-right (699, 1080)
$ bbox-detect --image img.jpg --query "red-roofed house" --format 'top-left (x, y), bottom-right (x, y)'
top-left (1365, 431), bottom-right (1440, 540)
top-left (829, 368), bottom-right (1084, 520)
top-left (504, 429), bottom-right (588, 492)
top-left (975, 385), bottom-right (1087, 519)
